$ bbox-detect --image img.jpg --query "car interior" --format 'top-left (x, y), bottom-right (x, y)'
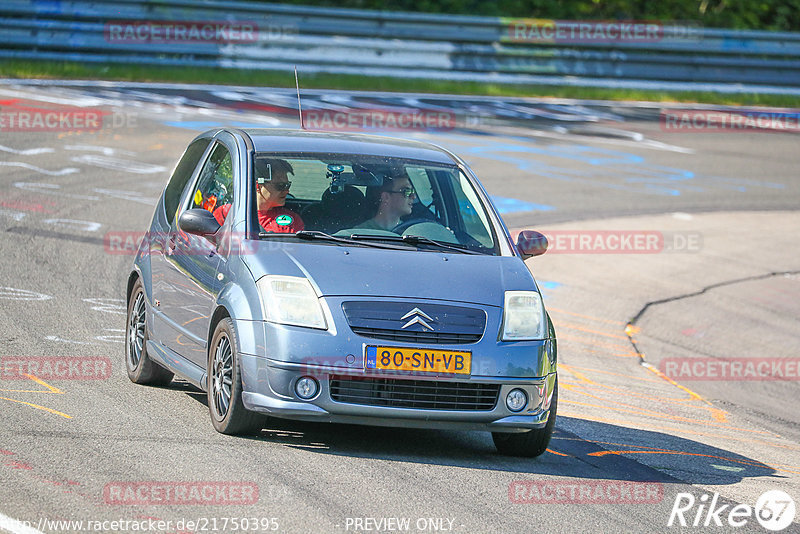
top-left (258, 157), bottom-right (445, 236)
top-left (183, 153), bottom-right (496, 251)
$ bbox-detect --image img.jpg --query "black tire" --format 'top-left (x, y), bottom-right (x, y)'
top-left (125, 278), bottom-right (174, 386)
top-left (207, 317), bottom-right (263, 435)
top-left (492, 379), bottom-right (558, 458)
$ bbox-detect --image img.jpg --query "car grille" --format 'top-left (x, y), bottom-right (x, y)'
top-left (342, 301), bottom-right (486, 344)
top-left (348, 327), bottom-right (481, 344)
top-left (329, 377), bottom-right (500, 411)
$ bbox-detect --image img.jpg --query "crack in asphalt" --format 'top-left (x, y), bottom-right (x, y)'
top-left (624, 269), bottom-right (800, 363)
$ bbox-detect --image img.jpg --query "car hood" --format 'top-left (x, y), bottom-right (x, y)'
top-left (243, 240), bottom-right (538, 307)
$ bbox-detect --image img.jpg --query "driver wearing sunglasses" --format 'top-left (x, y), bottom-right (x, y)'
top-left (355, 174), bottom-right (417, 232)
top-left (213, 158), bottom-right (304, 233)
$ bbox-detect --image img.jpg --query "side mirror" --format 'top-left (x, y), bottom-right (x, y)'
top-left (517, 230), bottom-right (548, 259)
top-left (178, 208), bottom-right (221, 237)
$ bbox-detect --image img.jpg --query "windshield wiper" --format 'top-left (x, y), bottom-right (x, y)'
top-left (289, 230), bottom-right (410, 250)
top-left (403, 234), bottom-right (484, 254)
top-left (349, 233), bottom-right (483, 255)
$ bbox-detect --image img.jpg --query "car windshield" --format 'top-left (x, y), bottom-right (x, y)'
top-left (252, 153), bottom-right (499, 254)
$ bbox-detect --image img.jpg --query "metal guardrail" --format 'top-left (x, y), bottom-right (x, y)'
top-left (1, 0), bottom-right (799, 93)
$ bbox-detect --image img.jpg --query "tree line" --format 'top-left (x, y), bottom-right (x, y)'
top-left (269, 0), bottom-right (798, 32)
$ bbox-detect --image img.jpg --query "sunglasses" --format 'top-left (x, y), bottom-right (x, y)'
top-left (265, 181), bottom-right (292, 192)
top-left (387, 187), bottom-right (416, 198)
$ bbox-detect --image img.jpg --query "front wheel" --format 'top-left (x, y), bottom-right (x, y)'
top-left (492, 379), bottom-right (558, 457)
top-left (125, 279), bottom-right (174, 386)
top-left (207, 318), bottom-right (263, 435)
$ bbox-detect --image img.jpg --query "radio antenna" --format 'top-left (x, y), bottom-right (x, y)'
top-left (294, 65), bottom-right (305, 130)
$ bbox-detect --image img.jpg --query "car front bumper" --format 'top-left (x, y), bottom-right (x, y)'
top-left (242, 388), bottom-right (553, 432)
top-left (239, 355), bottom-right (557, 433)
top-left (234, 297), bottom-right (557, 433)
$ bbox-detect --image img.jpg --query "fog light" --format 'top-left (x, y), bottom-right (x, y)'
top-left (506, 388), bottom-right (527, 412)
top-left (295, 377), bottom-right (319, 400)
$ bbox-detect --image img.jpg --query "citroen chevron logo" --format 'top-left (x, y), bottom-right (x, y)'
top-left (400, 307), bottom-right (435, 331)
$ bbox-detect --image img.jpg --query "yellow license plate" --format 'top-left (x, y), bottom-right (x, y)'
top-left (365, 346), bottom-right (471, 375)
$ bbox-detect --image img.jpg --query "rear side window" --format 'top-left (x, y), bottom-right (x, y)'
top-left (189, 143), bottom-right (234, 215)
top-left (164, 139), bottom-right (210, 224)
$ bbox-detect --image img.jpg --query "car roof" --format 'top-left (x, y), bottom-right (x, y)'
top-left (235, 129), bottom-right (457, 164)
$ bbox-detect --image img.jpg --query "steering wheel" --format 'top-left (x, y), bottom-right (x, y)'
top-left (392, 217), bottom-right (437, 234)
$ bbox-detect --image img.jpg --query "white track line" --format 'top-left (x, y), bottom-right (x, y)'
top-left (0, 145), bottom-right (54, 156)
top-left (0, 512), bottom-right (45, 534)
top-left (0, 162), bottom-right (78, 176)
top-left (0, 87), bottom-right (104, 107)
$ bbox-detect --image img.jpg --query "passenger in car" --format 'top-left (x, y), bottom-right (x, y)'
top-left (213, 158), bottom-right (304, 233)
top-left (354, 175), bottom-right (416, 232)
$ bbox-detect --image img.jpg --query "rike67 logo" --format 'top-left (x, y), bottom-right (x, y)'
top-left (668, 490), bottom-right (795, 531)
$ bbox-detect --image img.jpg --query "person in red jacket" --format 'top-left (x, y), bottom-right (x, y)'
top-left (213, 158), bottom-right (304, 233)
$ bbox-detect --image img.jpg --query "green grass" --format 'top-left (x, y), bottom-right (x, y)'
top-left (2, 59), bottom-right (799, 108)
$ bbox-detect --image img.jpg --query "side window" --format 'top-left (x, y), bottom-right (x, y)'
top-left (452, 171), bottom-right (493, 247)
top-left (405, 165), bottom-right (434, 206)
top-left (189, 143), bottom-right (234, 217)
top-left (405, 165), bottom-right (444, 222)
top-left (164, 138), bottom-right (210, 224)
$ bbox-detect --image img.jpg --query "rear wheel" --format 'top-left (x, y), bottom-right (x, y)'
top-left (125, 278), bottom-right (174, 386)
top-left (492, 379), bottom-right (558, 457)
top-left (207, 318), bottom-right (263, 435)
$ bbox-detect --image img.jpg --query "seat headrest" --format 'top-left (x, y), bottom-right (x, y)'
top-left (321, 185), bottom-right (364, 206)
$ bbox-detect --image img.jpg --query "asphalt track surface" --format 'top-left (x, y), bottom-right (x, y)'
top-left (0, 80), bottom-right (798, 534)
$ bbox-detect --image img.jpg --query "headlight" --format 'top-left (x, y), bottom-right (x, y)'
top-left (256, 275), bottom-right (327, 329)
top-left (501, 290), bottom-right (546, 341)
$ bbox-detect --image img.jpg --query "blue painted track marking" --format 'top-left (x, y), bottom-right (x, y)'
top-left (489, 196), bottom-right (555, 214)
top-left (433, 134), bottom-right (784, 196)
top-left (537, 281), bottom-right (562, 290)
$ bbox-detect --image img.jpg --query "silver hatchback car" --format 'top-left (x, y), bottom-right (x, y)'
top-left (125, 128), bottom-right (557, 457)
